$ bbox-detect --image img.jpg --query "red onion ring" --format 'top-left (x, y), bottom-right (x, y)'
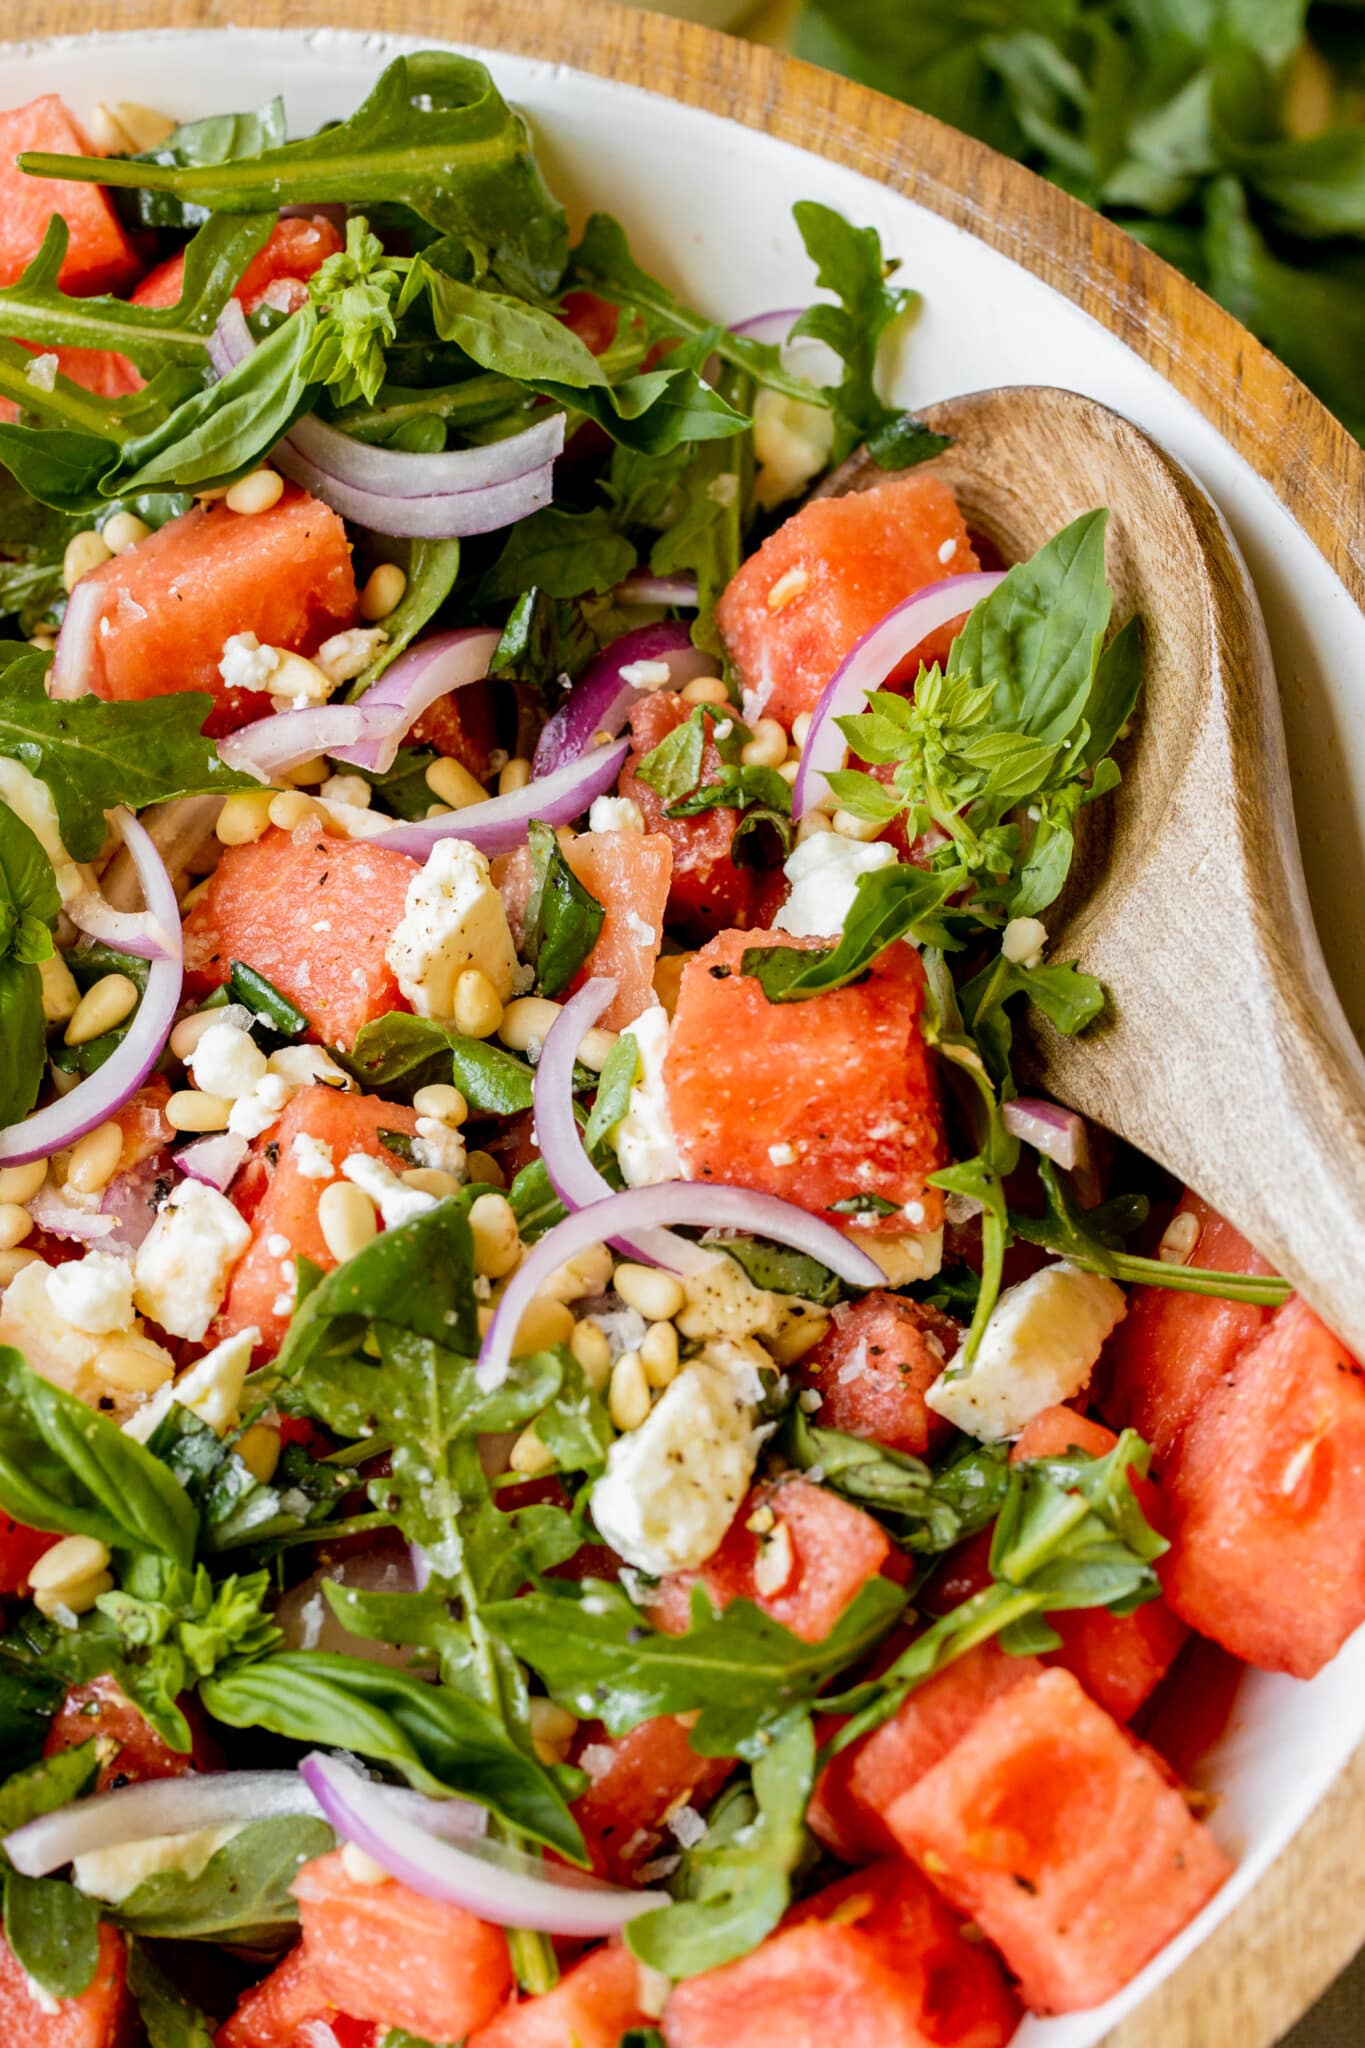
top-left (1002, 1096), bottom-right (1090, 1174)
top-left (331, 628), bottom-right (500, 774)
top-left (4, 1771), bottom-right (322, 1877)
top-left (792, 572), bottom-right (1006, 819)
top-left (534, 977), bottom-right (708, 1272)
top-left (300, 1753), bottom-right (662, 1936)
top-left (288, 407), bottom-right (566, 502)
top-left (613, 571), bottom-right (700, 609)
top-left (67, 889), bottom-right (178, 962)
top-left (174, 1131), bottom-right (250, 1191)
top-left (478, 1183), bottom-right (884, 1390)
top-left (271, 437), bottom-right (556, 539)
top-left (26, 1183), bottom-right (116, 1242)
top-left (729, 306), bottom-right (806, 345)
top-left (0, 811), bottom-right (183, 1166)
top-left (532, 623), bottom-right (712, 777)
top-left (217, 704), bottom-right (371, 782)
top-left (48, 577), bottom-right (104, 701)
top-left (99, 1156), bottom-right (167, 1251)
top-left (373, 740), bottom-right (630, 861)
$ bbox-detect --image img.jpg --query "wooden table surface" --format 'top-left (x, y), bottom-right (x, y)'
top-left (4, 0), bottom-right (1365, 2039)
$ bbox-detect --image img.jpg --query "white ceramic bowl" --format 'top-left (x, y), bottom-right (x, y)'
top-left (3, 23), bottom-right (1363, 2044)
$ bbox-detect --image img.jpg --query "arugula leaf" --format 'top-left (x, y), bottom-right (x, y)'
top-left (645, 365), bottom-right (755, 654)
top-left (113, 1814), bottom-right (333, 1943)
top-left (0, 803), bottom-right (58, 1128)
top-left (24, 55), bottom-right (569, 300)
top-left (274, 1201), bottom-right (480, 1387)
top-left (484, 1576), bottom-right (905, 1760)
top-left (0, 653), bottom-right (257, 859)
top-left (347, 1012), bottom-right (536, 1110)
top-left (789, 201), bottom-right (924, 466)
top-left (200, 1652), bottom-right (584, 1859)
top-left (125, 1937), bottom-right (217, 2048)
top-left (4, 1867), bottom-right (101, 2000)
top-left (523, 819), bottom-right (606, 998)
top-left (0, 1349), bottom-right (197, 1564)
top-left (481, 506), bottom-right (638, 603)
top-left (786, 1410), bottom-right (1010, 1551)
top-left (0, 1740), bottom-right (98, 1836)
top-left (627, 1714), bottom-right (814, 1976)
top-left (152, 1407), bottom-right (349, 1553)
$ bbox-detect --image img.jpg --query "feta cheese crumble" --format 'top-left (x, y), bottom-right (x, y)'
top-left (926, 1260), bottom-right (1127, 1440)
top-left (588, 795), bottom-right (646, 835)
top-left (123, 1326), bottom-right (261, 1444)
top-left (186, 1020), bottom-right (267, 1100)
top-left (386, 838), bottom-right (518, 1020)
top-left (774, 831), bottom-right (897, 940)
top-left (133, 1181), bottom-right (252, 1342)
top-left (0, 1259), bottom-right (173, 1410)
top-left (291, 1133), bottom-right (336, 1179)
top-left (218, 631), bottom-right (280, 695)
top-left (414, 1117), bottom-right (467, 1176)
top-left (45, 1252), bottom-right (135, 1336)
top-left (611, 1005), bottom-right (681, 1188)
top-left (341, 1153), bottom-right (439, 1229)
top-left (590, 1359), bottom-right (765, 1573)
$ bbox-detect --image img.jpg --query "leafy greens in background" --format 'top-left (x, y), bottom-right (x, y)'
top-left (794, 0), bottom-right (1365, 438)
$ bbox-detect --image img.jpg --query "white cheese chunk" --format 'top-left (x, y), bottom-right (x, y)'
top-left (414, 1117), bottom-right (467, 1176)
top-left (925, 1259), bottom-right (1127, 1440)
top-left (590, 1359), bottom-right (763, 1574)
top-left (226, 1071), bottom-right (294, 1141)
top-left (752, 387), bottom-right (836, 512)
top-left (588, 795), bottom-right (645, 834)
top-left (186, 1020), bottom-right (268, 1100)
top-left (774, 831), bottom-right (897, 940)
top-left (133, 1181), bottom-right (252, 1342)
top-left (218, 631), bottom-right (280, 695)
top-left (0, 1260), bottom-right (173, 1411)
top-left (386, 838), bottom-right (518, 1020)
top-left (122, 1325), bottom-right (261, 1444)
top-left (291, 1133), bottom-right (336, 1180)
top-left (611, 1004), bottom-right (681, 1188)
top-left (341, 1153), bottom-right (439, 1230)
top-left (45, 1252), bottom-right (136, 1336)
top-left (74, 1824), bottom-right (242, 1905)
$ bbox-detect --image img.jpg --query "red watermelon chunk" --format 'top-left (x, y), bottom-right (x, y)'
top-left (1101, 1190), bottom-right (1274, 1466)
top-left (715, 470), bottom-right (979, 729)
top-left (665, 929), bottom-right (946, 1238)
top-left (570, 1714), bottom-right (733, 1885)
top-left (134, 214), bottom-right (343, 318)
top-left (0, 1919), bottom-right (130, 2048)
top-left (51, 485), bottom-right (358, 736)
top-left (217, 1088), bottom-right (419, 1356)
top-left (0, 97), bottom-right (140, 293)
top-left (183, 827), bottom-right (417, 1050)
top-left (469, 1944), bottom-right (648, 2048)
top-left (562, 828), bottom-right (673, 1029)
top-left (618, 692), bottom-right (772, 940)
top-left (1161, 1296), bottom-right (1365, 1677)
top-left (292, 1850), bottom-right (511, 2042)
top-left (650, 1475), bottom-right (893, 1644)
top-left (888, 1667), bottom-right (1231, 2013)
top-left (798, 1292), bottom-right (959, 1455)
top-left (216, 1945), bottom-right (334, 2048)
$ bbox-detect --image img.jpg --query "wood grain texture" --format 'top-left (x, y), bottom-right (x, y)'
top-left (1, 2), bottom-right (1362, 2042)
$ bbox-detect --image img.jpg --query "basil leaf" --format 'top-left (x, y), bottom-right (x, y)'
top-left (481, 506), bottom-right (637, 603)
top-left (708, 1235), bottom-right (842, 1306)
top-left (274, 1200), bottom-right (480, 1384)
top-left (3, 1868), bottom-right (101, 1999)
top-left (114, 1814), bottom-right (333, 1942)
top-left (0, 1741), bottom-right (98, 1835)
top-left (523, 819), bottom-right (605, 998)
top-left (120, 95), bottom-right (288, 230)
top-left (126, 1936), bottom-right (217, 2048)
top-left (741, 863), bottom-right (967, 1002)
top-left (347, 539), bottom-right (461, 697)
top-left (347, 1013), bottom-right (536, 1112)
top-left (786, 1410), bottom-right (1009, 1552)
top-left (582, 1030), bottom-right (639, 1156)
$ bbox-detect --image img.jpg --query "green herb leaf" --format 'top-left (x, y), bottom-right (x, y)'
top-left (346, 1012), bottom-right (536, 1112)
top-left (0, 803), bottom-right (59, 1129)
top-left (582, 1030), bottom-right (639, 1155)
top-left (119, 95), bottom-right (287, 230)
top-left (741, 862), bottom-right (967, 1003)
top-left (786, 1410), bottom-right (1010, 1552)
top-left (480, 506), bottom-right (638, 603)
top-left (346, 540), bottom-right (461, 697)
top-left (125, 1937), bottom-right (217, 2048)
top-left (3, 1867), bottom-right (101, 2000)
top-left (113, 1814), bottom-right (333, 1943)
top-left (789, 201), bottom-right (921, 465)
top-left (523, 818), bottom-right (606, 997)
top-left (706, 1235), bottom-right (842, 1306)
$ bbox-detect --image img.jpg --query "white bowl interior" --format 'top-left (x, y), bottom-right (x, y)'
top-left (3, 24), bottom-right (1364, 2042)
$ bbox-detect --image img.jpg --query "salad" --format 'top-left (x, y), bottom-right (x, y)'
top-left (0, 53), bottom-right (1360, 2048)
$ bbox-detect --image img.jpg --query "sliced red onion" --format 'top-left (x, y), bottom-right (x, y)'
top-left (331, 628), bottom-right (499, 774)
top-left (288, 408), bottom-right (566, 502)
top-left (217, 703), bottom-right (372, 782)
top-left (373, 740), bottom-right (629, 861)
top-left (793, 572), bottom-right (1006, 818)
top-left (67, 889), bottom-right (177, 962)
top-left (612, 571), bottom-right (700, 608)
top-left (272, 436), bottom-right (556, 539)
top-left (26, 1183), bottom-right (116, 1242)
top-left (0, 811), bottom-right (182, 1166)
top-left (48, 577), bottom-right (104, 701)
top-left (729, 306), bottom-right (805, 345)
top-left (174, 1131), bottom-right (249, 1191)
top-left (1002, 1096), bottom-right (1091, 1174)
top-left (479, 1183), bottom-right (884, 1390)
top-left (301, 1753), bottom-right (662, 1935)
top-left (99, 1155), bottom-right (168, 1251)
top-left (3, 1771), bottom-right (322, 1877)
top-left (532, 624), bottom-right (712, 777)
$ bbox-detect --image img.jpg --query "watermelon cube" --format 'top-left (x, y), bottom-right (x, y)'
top-left (216, 1944), bottom-right (334, 2048)
top-left (0, 1919), bottom-right (130, 2048)
top-left (1161, 1296), bottom-right (1365, 1676)
top-left (649, 1475), bottom-right (894, 1644)
top-left (134, 214), bottom-right (343, 319)
top-left (1101, 1191), bottom-right (1274, 1465)
top-left (619, 691), bottom-right (772, 941)
top-left (570, 1714), bottom-right (733, 1884)
top-left (292, 1850), bottom-right (511, 2041)
top-left (217, 1087), bottom-right (419, 1356)
top-left (50, 485), bottom-right (358, 736)
top-left (469, 1944), bottom-right (648, 2048)
top-left (664, 929), bottom-right (946, 1239)
top-left (183, 827), bottom-right (418, 1050)
top-left (798, 1292), bottom-right (959, 1454)
top-left (562, 827), bottom-right (674, 1029)
top-left (888, 1667), bottom-right (1231, 2013)
top-left (0, 97), bottom-right (140, 293)
top-left (716, 469), bottom-right (979, 729)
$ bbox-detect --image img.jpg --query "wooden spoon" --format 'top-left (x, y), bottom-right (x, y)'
top-left (827, 386), bottom-right (1365, 1355)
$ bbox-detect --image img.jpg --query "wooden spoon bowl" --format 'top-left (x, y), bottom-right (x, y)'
top-left (831, 386), bottom-right (1365, 1352)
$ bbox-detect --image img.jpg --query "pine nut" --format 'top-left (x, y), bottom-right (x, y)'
top-left (34, 1570), bottom-right (113, 1620)
top-left (283, 753), bottom-right (331, 785)
top-left (425, 757), bottom-right (489, 810)
top-left (235, 1422), bottom-right (282, 1484)
top-left (99, 1343), bottom-right (174, 1394)
top-left (166, 1091), bottom-right (232, 1134)
top-left (469, 1193), bottom-right (521, 1279)
top-left (1159, 1211), bottom-right (1200, 1265)
top-left (652, 953), bottom-right (690, 1016)
top-left (39, 953), bottom-right (81, 1025)
top-left (577, 1027), bottom-right (619, 1074)
top-left (528, 1697), bottom-right (578, 1763)
top-left (740, 718), bottom-right (787, 769)
top-left (498, 997), bottom-right (561, 1055)
top-left (318, 1182), bottom-right (379, 1263)
top-left (680, 676), bottom-right (728, 705)
top-left (766, 566), bottom-right (809, 612)
top-left (86, 102), bottom-right (137, 152)
top-left (514, 1296), bottom-right (575, 1355)
top-left (796, 812), bottom-right (834, 843)
top-left (216, 790), bottom-right (274, 846)
top-left (29, 631), bottom-right (56, 653)
top-left (102, 511), bottom-right (151, 555)
top-left (0, 1249), bottom-right (41, 1287)
top-left (268, 790), bottom-right (324, 832)
top-left (225, 468), bottom-right (285, 516)
top-left (179, 878), bottom-right (211, 913)
top-left (541, 1243), bottom-right (615, 1305)
top-left (791, 712), bottom-right (813, 748)
top-left (413, 1083), bottom-right (467, 1126)
top-left (339, 1841), bottom-right (391, 1886)
top-left (319, 774), bottom-right (372, 808)
top-left (498, 757), bottom-right (533, 797)
top-left (62, 529), bottom-right (112, 593)
top-left (509, 1424), bottom-right (557, 1477)
top-left (29, 1534), bottom-right (110, 1593)
top-left (0, 1206), bottom-right (33, 1252)
top-left (66, 1119), bottom-right (124, 1194)
top-left (170, 1010), bottom-right (228, 1062)
top-left (614, 1263), bottom-right (686, 1322)
top-left (609, 1350), bottom-right (651, 1432)
top-left (463, 1149), bottom-right (506, 1189)
top-left (776, 760), bottom-right (801, 786)
top-left (832, 808), bottom-right (883, 843)
top-left (451, 969), bottom-right (504, 1041)
top-left (65, 972), bottom-right (138, 1046)
top-left (360, 562), bottom-right (408, 622)
top-left (0, 1161), bottom-right (47, 1206)
top-left (112, 102), bottom-right (178, 150)
top-left (477, 1303), bottom-right (495, 1339)
top-left (569, 1316), bottom-right (612, 1389)
top-left (269, 653), bottom-right (333, 708)
top-left (640, 1318), bottom-right (679, 1388)
top-left (400, 1167), bottom-right (462, 1198)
